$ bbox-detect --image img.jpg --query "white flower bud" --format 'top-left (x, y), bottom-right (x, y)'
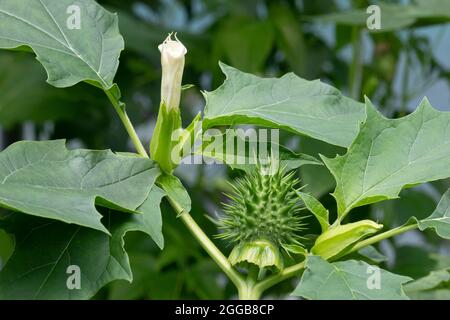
top-left (158, 33), bottom-right (187, 110)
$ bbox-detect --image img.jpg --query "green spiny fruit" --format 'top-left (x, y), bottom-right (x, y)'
top-left (217, 162), bottom-right (306, 272)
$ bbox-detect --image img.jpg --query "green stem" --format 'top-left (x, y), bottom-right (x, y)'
top-left (238, 266), bottom-right (261, 300)
top-left (107, 84), bottom-right (419, 298)
top-left (347, 222), bottom-right (418, 254)
top-left (255, 261), bottom-right (305, 295)
top-left (104, 90), bottom-right (149, 158)
top-left (167, 197), bottom-right (245, 290)
top-left (106, 88), bottom-right (245, 294)
top-left (238, 281), bottom-right (261, 300)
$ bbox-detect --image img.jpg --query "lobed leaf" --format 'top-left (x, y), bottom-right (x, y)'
top-left (357, 245), bottom-right (388, 264)
top-left (0, 0), bottom-right (124, 89)
top-left (157, 174), bottom-right (191, 215)
top-left (297, 192), bottom-right (329, 232)
top-left (0, 140), bottom-right (160, 233)
top-left (404, 269), bottom-right (450, 298)
top-left (292, 255), bottom-right (412, 300)
top-left (203, 63), bottom-right (365, 148)
top-left (0, 186), bottom-right (164, 300)
top-left (324, 98), bottom-right (450, 218)
top-left (418, 188), bottom-right (450, 239)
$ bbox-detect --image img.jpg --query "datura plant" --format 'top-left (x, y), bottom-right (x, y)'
top-left (0, 0), bottom-right (450, 301)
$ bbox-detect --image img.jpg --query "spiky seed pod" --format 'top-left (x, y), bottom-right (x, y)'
top-left (217, 163), bottom-right (306, 272)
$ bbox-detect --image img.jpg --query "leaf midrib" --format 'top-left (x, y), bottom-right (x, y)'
top-left (33, 226), bottom-right (81, 299)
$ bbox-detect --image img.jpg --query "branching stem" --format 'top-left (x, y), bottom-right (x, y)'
top-left (167, 197), bottom-right (245, 290)
top-left (106, 91), bottom-right (245, 291)
top-left (254, 221), bottom-right (418, 296)
top-left (108, 89), bottom-right (420, 299)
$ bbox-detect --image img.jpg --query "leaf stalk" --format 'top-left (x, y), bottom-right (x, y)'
top-left (105, 89), bottom-right (149, 158)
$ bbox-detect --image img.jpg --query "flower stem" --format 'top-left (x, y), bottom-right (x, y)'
top-left (254, 261), bottom-right (305, 295)
top-left (238, 280), bottom-right (261, 300)
top-left (347, 222), bottom-right (418, 254)
top-left (106, 88), bottom-right (245, 294)
top-left (167, 196), bottom-right (245, 290)
top-left (104, 89), bottom-right (149, 158)
top-left (238, 266), bottom-right (262, 300)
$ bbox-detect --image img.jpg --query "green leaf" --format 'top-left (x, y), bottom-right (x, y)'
top-left (392, 246), bottom-right (450, 279)
top-left (297, 192), bottom-right (329, 232)
top-left (157, 174), bottom-right (191, 215)
top-left (357, 246), bottom-right (387, 264)
top-left (134, 186), bottom-right (165, 249)
top-left (393, 249), bottom-right (450, 300)
top-left (293, 255), bottom-right (412, 300)
top-left (0, 0), bottom-right (124, 89)
top-left (299, 137), bottom-right (342, 198)
top-left (404, 269), bottom-right (450, 297)
top-left (324, 99), bottom-right (450, 218)
top-left (282, 243), bottom-right (307, 257)
top-left (312, 1), bottom-right (450, 32)
top-left (0, 140), bottom-right (160, 233)
top-left (199, 129), bottom-right (322, 172)
top-left (0, 186), bottom-right (164, 300)
top-left (203, 63), bottom-right (365, 148)
top-left (0, 229), bottom-right (14, 271)
top-left (418, 188), bottom-right (450, 239)
top-left (408, 288), bottom-right (450, 300)
top-left (108, 253), bottom-right (158, 300)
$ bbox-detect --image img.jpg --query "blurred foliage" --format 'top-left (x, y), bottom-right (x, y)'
top-left (1, 0), bottom-right (450, 299)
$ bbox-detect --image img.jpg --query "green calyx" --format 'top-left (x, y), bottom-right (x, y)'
top-left (217, 163), bottom-right (306, 271)
top-left (150, 102), bottom-right (182, 173)
top-left (311, 219), bottom-right (383, 260)
top-left (229, 239), bottom-right (283, 271)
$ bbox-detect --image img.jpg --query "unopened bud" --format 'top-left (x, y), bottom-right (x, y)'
top-left (158, 33), bottom-right (187, 110)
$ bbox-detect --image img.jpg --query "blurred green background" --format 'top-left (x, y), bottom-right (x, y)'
top-left (1, 0), bottom-right (450, 299)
